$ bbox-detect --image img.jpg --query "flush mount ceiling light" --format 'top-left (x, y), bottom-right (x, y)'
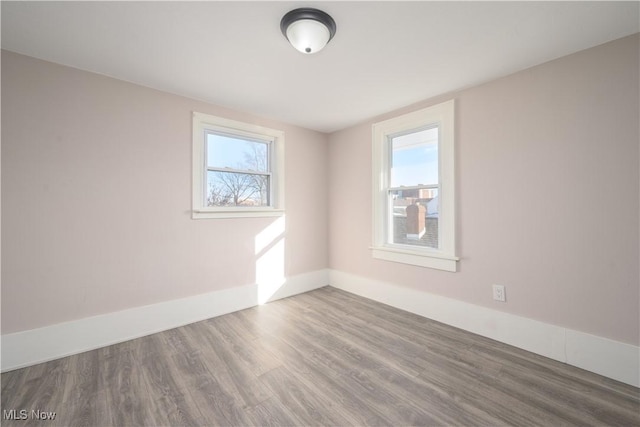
top-left (280, 8), bottom-right (336, 54)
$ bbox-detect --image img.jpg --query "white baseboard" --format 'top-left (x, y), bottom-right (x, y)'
top-left (329, 270), bottom-right (640, 388)
top-left (4, 268), bottom-right (638, 388)
top-left (1, 269), bottom-right (329, 372)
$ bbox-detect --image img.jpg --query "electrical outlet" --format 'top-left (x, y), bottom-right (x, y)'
top-left (492, 284), bottom-right (506, 302)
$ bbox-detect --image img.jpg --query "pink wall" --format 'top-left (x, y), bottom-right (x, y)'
top-left (1, 51), bottom-right (329, 334)
top-left (328, 34), bottom-right (640, 345)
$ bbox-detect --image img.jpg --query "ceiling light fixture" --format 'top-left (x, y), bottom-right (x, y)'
top-left (280, 8), bottom-right (336, 54)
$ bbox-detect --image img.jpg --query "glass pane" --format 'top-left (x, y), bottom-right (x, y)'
top-left (391, 127), bottom-right (438, 187)
top-left (390, 188), bottom-right (438, 249)
top-left (207, 133), bottom-right (268, 172)
top-left (206, 171), bottom-right (269, 207)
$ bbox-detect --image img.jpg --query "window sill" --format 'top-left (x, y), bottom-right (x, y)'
top-left (192, 209), bottom-right (285, 219)
top-left (371, 246), bottom-right (458, 272)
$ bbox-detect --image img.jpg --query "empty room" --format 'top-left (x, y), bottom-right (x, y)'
top-left (1, 1), bottom-right (639, 426)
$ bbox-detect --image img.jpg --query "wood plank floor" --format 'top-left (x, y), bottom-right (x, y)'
top-left (2, 286), bottom-right (639, 426)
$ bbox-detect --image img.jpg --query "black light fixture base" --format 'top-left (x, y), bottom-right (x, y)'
top-left (280, 8), bottom-right (337, 42)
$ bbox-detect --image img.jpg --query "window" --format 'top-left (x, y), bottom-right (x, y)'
top-left (192, 112), bottom-right (284, 219)
top-left (372, 100), bottom-right (457, 272)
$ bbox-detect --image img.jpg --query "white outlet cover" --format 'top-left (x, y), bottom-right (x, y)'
top-left (492, 284), bottom-right (506, 302)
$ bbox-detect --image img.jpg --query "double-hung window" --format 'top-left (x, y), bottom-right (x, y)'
top-left (372, 100), bottom-right (457, 271)
top-left (192, 112), bottom-right (284, 219)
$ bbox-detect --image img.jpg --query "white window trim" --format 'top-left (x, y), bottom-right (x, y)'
top-left (371, 100), bottom-right (458, 272)
top-left (192, 112), bottom-right (285, 219)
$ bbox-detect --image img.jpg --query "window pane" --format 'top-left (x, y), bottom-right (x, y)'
top-left (390, 188), bottom-right (438, 249)
top-left (207, 171), bottom-right (269, 207)
top-left (391, 127), bottom-right (438, 187)
top-left (207, 133), bottom-right (268, 172)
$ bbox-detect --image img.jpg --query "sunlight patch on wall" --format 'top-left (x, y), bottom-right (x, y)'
top-left (255, 216), bottom-right (286, 304)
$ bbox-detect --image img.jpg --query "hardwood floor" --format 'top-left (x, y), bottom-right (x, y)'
top-left (2, 286), bottom-right (639, 426)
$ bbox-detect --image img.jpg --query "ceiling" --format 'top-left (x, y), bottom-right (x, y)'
top-left (2, 1), bottom-right (638, 133)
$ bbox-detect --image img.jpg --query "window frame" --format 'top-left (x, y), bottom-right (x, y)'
top-left (371, 100), bottom-right (458, 272)
top-left (192, 112), bottom-right (285, 219)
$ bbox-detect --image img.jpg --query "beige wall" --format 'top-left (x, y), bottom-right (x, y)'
top-left (1, 51), bottom-right (329, 334)
top-left (3, 34), bottom-right (638, 347)
top-left (328, 34), bottom-right (640, 345)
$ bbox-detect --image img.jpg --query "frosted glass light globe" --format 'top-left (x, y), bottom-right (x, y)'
top-left (285, 19), bottom-right (331, 54)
